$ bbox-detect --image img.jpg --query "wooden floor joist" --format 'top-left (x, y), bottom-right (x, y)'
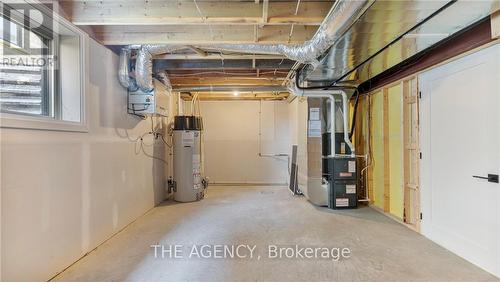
top-left (59, 1), bottom-right (330, 26)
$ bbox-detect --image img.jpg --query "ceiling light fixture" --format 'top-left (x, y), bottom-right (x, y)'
top-left (233, 91), bottom-right (239, 96)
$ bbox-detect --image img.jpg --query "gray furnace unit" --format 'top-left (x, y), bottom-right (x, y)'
top-left (173, 116), bottom-right (208, 202)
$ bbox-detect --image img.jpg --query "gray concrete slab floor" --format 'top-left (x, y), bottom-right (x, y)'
top-left (53, 186), bottom-right (499, 282)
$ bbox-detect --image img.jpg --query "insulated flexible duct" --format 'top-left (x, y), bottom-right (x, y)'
top-left (121, 0), bottom-right (370, 92)
top-left (118, 49), bottom-right (138, 91)
top-left (135, 45), bottom-right (186, 92)
top-left (156, 71), bottom-right (173, 92)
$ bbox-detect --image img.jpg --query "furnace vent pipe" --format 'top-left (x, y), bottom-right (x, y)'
top-left (309, 93), bottom-right (336, 157)
top-left (288, 81), bottom-right (355, 156)
top-left (340, 90), bottom-right (354, 155)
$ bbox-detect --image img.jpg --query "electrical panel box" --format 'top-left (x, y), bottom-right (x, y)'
top-left (128, 79), bottom-right (170, 117)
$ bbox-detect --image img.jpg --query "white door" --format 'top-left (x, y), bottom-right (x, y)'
top-left (420, 44), bottom-right (500, 277)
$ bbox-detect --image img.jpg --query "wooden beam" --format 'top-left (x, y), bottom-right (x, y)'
top-left (492, 10), bottom-right (500, 39)
top-left (187, 46), bottom-right (207, 57)
top-left (60, 1), bottom-right (330, 26)
top-left (93, 24), bottom-right (318, 45)
top-left (367, 95), bottom-right (374, 204)
top-left (262, 0), bottom-right (269, 24)
top-left (403, 80), bottom-right (411, 224)
top-left (254, 25), bottom-right (259, 43)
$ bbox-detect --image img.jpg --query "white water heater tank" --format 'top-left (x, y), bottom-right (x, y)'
top-left (173, 116), bottom-right (207, 202)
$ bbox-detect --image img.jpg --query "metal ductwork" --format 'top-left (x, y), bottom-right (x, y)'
top-left (119, 0), bottom-right (496, 94)
top-left (156, 71), bottom-right (173, 92)
top-left (206, 0), bottom-right (371, 66)
top-left (118, 0), bottom-right (371, 92)
top-left (305, 0), bottom-right (498, 86)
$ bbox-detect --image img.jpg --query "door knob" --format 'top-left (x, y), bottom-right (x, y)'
top-left (472, 174), bottom-right (499, 183)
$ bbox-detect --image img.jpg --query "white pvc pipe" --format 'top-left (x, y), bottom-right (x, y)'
top-left (329, 95), bottom-right (336, 157)
top-left (340, 91), bottom-right (355, 156)
top-left (299, 92), bottom-right (336, 157)
top-left (290, 88), bottom-right (355, 156)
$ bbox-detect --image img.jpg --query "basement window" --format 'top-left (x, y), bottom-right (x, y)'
top-left (0, 3), bottom-right (87, 131)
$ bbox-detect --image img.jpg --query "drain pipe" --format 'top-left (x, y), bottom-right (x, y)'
top-left (340, 91), bottom-right (355, 156)
top-left (312, 93), bottom-right (336, 158)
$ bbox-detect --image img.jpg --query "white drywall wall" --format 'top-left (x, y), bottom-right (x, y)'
top-left (200, 100), bottom-right (291, 185)
top-left (288, 98), bottom-right (299, 146)
top-left (0, 39), bottom-right (169, 281)
top-left (288, 97), bottom-right (309, 193)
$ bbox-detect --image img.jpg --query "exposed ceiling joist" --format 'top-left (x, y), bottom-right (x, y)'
top-left (91, 24), bottom-right (318, 45)
top-left (57, 0), bottom-right (334, 100)
top-left (262, 0), bottom-right (269, 24)
top-left (59, 1), bottom-right (331, 26)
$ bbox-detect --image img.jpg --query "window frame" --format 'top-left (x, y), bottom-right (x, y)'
top-left (0, 3), bottom-right (88, 132)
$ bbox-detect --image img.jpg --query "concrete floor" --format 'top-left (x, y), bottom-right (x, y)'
top-left (53, 186), bottom-right (498, 282)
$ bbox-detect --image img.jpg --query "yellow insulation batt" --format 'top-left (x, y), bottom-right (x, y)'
top-left (370, 90), bottom-right (385, 210)
top-left (388, 84), bottom-right (404, 219)
top-left (355, 84), bottom-right (404, 219)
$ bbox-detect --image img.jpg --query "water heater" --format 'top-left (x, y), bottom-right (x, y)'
top-left (173, 116), bottom-right (208, 202)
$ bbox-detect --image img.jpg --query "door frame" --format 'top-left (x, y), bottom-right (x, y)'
top-left (402, 77), bottom-right (421, 231)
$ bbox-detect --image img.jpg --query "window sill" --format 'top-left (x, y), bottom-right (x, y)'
top-left (0, 113), bottom-right (88, 132)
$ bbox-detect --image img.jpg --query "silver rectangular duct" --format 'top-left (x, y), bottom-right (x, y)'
top-left (305, 0), bottom-right (499, 86)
